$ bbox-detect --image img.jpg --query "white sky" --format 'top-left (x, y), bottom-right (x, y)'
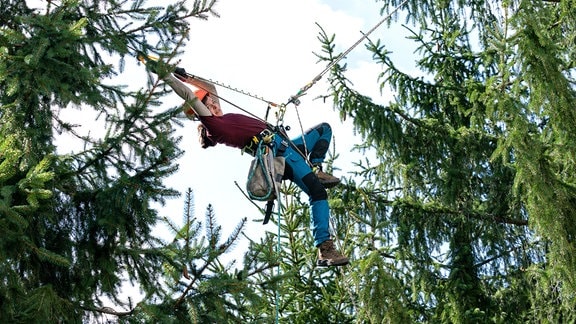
top-left (38, 0), bottom-right (414, 280)
top-left (43, 0), bottom-right (418, 252)
top-left (44, 0), bottom-right (417, 308)
top-left (154, 0), bottom-right (416, 246)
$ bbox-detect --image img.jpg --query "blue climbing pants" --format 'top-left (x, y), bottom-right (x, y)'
top-left (273, 123), bottom-right (333, 246)
top-left (291, 122), bottom-right (333, 166)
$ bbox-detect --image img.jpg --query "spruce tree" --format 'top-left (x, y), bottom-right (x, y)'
top-left (0, 0), bottom-right (218, 321)
top-left (240, 181), bottom-right (357, 323)
top-left (120, 188), bottom-right (261, 323)
top-left (316, 0), bottom-right (576, 322)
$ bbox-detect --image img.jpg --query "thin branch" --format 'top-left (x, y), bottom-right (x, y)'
top-left (174, 257), bottom-right (211, 308)
top-left (80, 305), bottom-right (134, 317)
top-left (234, 180), bottom-right (266, 214)
top-left (474, 240), bottom-right (541, 269)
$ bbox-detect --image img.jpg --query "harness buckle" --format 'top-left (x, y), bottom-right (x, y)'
top-left (243, 129), bottom-right (275, 156)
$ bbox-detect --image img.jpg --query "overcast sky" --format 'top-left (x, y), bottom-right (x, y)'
top-left (154, 0), bottom-right (415, 245)
top-left (42, 0), bottom-right (415, 262)
top-left (36, 0), bottom-right (416, 310)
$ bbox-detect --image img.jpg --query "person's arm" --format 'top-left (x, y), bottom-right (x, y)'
top-left (176, 73), bottom-right (221, 109)
top-left (164, 74), bottom-right (212, 117)
top-left (178, 74), bottom-right (217, 95)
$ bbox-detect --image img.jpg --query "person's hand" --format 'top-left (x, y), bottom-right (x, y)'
top-left (198, 124), bottom-right (216, 149)
top-left (174, 67), bottom-right (187, 79)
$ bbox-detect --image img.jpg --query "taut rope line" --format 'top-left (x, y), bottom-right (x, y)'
top-left (285, 0), bottom-right (409, 106)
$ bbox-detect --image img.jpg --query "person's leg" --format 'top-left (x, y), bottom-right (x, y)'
top-left (277, 137), bottom-right (348, 266)
top-left (282, 152), bottom-right (331, 246)
top-left (290, 123), bottom-right (340, 188)
top-left (291, 122), bottom-right (332, 165)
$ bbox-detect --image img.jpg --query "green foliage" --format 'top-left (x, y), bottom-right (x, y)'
top-left (0, 0), bottom-right (218, 322)
top-left (122, 188), bottom-right (269, 323)
top-left (4, 0), bottom-right (576, 322)
top-left (132, 184), bottom-right (357, 323)
top-left (0, 134), bottom-right (75, 322)
top-left (353, 251), bottom-right (411, 323)
top-left (316, 0), bottom-right (576, 322)
top-left (241, 183), bottom-right (356, 324)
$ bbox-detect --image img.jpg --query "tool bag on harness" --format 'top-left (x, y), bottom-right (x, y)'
top-left (246, 136), bottom-right (284, 225)
top-left (245, 129), bottom-right (289, 224)
top-left (246, 143), bottom-right (284, 201)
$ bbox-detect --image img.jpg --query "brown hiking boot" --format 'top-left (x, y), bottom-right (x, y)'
top-left (317, 239), bottom-right (349, 267)
top-left (316, 170), bottom-right (341, 189)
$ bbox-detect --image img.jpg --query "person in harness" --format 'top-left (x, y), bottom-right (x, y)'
top-left (144, 60), bottom-right (348, 267)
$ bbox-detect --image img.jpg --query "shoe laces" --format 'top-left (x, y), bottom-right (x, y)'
top-left (321, 240), bottom-right (336, 253)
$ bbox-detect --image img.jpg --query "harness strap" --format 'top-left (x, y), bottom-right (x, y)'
top-left (275, 137), bottom-right (289, 157)
top-left (273, 126), bottom-right (309, 164)
top-left (243, 128), bottom-right (274, 156)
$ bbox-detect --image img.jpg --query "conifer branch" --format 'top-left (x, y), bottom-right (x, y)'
top-left (218, 217), bottom-right (247, 252)
top-left (80, 305), bottom-right (134, 317)
top-left (473, 240), bottom-right (541, 269)
top-left (174, 257), bottom-right (212, 308)
top-left (395, 198), bottom-right (528, 226)
top-left (234, 181), bottom-right (266, 213)
top-left (366, 245), bottom-right (396, 259)
top-left (246, 262), bottom-right (280, 277)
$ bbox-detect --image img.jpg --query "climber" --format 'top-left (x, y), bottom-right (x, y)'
top-left (144, 59), bottom-right (348, 267)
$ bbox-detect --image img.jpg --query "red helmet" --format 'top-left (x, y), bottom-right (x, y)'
top-left (194, 89), bottom-right (209, 102)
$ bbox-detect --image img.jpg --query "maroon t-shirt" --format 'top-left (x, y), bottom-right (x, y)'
top-left (199, 113), bottom-right (268, 149)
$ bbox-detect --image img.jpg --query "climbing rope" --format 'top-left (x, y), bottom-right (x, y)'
top-left (293, 105), bottom-right (309, 161)
top-left (275, 199), bottom-right (281, 324)
top-left (285, 0), bottom-right (409, 106)
top-left (177, 71), bottom-right (274, 123)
